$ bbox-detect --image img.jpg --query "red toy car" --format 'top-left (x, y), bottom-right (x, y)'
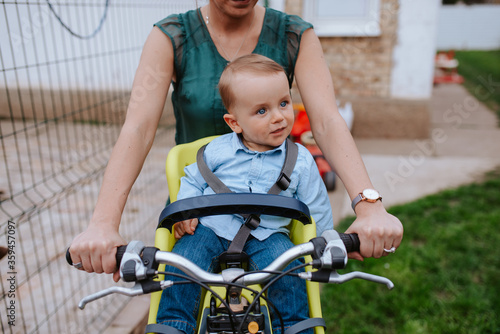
top-left (291, 104), bottom-right (336, 191)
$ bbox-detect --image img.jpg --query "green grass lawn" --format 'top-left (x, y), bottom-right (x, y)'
top-left (453, 50), bottom-right (500, 121)
top-left (321, 169), bottom-right (500, 334)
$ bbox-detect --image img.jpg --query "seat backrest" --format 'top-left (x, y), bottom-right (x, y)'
top-left (165, 136), bottom-right (219, 202)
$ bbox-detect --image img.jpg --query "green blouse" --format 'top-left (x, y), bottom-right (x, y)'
top-left (154, 8), bottom-right (313, 144)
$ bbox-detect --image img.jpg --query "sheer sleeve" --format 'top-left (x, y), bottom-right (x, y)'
top-left (285, 14), bottom-right (313, 82)
top-left (154, 14), bottom-right (185, 81)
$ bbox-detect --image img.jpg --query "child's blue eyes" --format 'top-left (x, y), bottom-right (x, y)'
top-left (256, 102), bottom-right (288, 114)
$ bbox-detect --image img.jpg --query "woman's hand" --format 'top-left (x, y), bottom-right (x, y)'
top-left (173, 218), bottom-right (199, 239)
top-left (69, 224), bottom-right (126, 282)
top-left (344, 201), bottom-right (403, 260)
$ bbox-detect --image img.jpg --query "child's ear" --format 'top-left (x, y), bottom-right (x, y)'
top-left (223, 113), bottom-right (242, 133)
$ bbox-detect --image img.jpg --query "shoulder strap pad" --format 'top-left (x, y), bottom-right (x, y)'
top-left (196, 144), bottom-right (232, 194)
top-left (267, 138), bottom-right (298, 195)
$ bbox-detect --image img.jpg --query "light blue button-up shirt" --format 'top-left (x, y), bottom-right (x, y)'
top-left (177, 133), bottom-right (334, 241)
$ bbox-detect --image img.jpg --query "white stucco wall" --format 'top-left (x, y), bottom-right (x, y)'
top-left (390, 0), bottom-right (440, 100)
top-left (0, 3), bottom-right (190, 91)
top-left (437, 4), bottom-right (500, 50)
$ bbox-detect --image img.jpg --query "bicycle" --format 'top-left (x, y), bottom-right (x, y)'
top-left (67, 192), bottom-right (393, 334)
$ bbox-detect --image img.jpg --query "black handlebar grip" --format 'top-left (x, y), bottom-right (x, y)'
top-left (339, 233), bottom-right (360, 253)
top-left (65, 248), bottom-right (73, 266)
top-left (115, 245), bottom-right (127, 266)
top-left (65, 245), bottom-right (128, 268)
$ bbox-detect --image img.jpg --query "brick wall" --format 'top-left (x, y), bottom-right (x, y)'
top-left (323, 0), bottom-right (399, 98)
top-left (287, 0), bottom-right (399, 98)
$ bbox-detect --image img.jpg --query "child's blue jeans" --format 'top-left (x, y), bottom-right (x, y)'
top-left (156, 224), bottom-right (311, 334)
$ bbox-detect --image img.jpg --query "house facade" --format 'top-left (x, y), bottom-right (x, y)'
top-left (284, 0), bottom-right (440, 139)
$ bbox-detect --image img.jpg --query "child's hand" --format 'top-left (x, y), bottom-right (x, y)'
top-left (173, 218), bottom-right (199, 239)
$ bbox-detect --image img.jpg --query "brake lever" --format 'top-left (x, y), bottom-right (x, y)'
top-left (299, 270), bottom-right (394, 290)
top-left (78, 283), bottom-right (144, 309)
top-left (78, 280), bottom-right (174, 309)
top-left (328, 271), bottom-right (394, 289)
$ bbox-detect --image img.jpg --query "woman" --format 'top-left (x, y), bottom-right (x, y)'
top-left (70, 0), bottom-right (402, 290)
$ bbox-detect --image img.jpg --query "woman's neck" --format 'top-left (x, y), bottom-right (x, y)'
top-left (204, 4), bottom-right (261, 34)
top-left (202, 4), bottom-right (264, 61)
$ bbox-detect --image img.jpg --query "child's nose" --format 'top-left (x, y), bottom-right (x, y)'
top-left (271, 109), bottom-right (285, 123)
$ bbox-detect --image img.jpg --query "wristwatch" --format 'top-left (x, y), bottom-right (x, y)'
top-left (351, 189), bottom-right (382, 211)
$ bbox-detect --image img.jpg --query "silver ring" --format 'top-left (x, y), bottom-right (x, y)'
top-left (383, 247), bottom-right (396, 253)
top-left (73, 262), bottom-right (83, 269)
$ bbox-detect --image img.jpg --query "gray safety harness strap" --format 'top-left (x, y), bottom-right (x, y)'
top-left (196, 138), bottom-right (298, 256)
top-left (144, 323), bottom-right (185, 334)
top-left (284, 318), bottom-right (326, 334)
top-left (196, 145), bottom-right (232, 194)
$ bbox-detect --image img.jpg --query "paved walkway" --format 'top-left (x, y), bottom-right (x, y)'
top-left (104, 83), bottom-right (500, 333)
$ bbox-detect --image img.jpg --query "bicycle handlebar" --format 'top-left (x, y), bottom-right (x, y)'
top-left (70, 231), bottom-right (392, 310)
top-left (66, 193), bottom-right (393, 310)
top-left (65, 232), bottom-right (360, 271)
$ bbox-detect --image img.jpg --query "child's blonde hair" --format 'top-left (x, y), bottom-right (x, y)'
top-left (219, 54), bottom-right (286, 111)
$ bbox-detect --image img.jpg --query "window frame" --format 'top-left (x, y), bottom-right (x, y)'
top-left (303, 0), bottom-right (382, 37)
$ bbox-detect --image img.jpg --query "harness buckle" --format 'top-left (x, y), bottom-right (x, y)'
top-left (276, 172), bottom-right (291, 191)
top-left (244, 214), bottom-right (261, 230)
top-left (219, 251), bottom-right (250, 270)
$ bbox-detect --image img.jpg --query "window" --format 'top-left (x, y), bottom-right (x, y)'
top-left (303, 0), bottom-right (381, 37)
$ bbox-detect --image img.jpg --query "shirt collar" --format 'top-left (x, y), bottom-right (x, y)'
top-left (230, 132), bottom-right (286, 155)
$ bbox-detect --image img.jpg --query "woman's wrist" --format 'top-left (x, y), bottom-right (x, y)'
top-left (353, 199), bottom-right (387, 217)
top-left (89, 210), bottom-right (121, 230)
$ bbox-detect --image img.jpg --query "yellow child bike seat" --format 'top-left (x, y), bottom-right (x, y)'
top-left (147, 136), bottom-right (324, 334)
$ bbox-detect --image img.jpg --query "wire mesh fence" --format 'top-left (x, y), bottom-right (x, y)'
top-left (0, 1), bottom-right (200, 333)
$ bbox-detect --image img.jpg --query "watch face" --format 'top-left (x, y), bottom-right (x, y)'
top-left (363, 189), bottom-right (380, 200)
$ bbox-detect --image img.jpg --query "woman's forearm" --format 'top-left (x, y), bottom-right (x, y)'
top-left (311, 112), bottom-right (375, 201)
top-left (90, 122), bottom-right (158, 228)
top-left (295, 29), bottom-right (375, 201)
top-left (90, 26), bottom-right (174, 228)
